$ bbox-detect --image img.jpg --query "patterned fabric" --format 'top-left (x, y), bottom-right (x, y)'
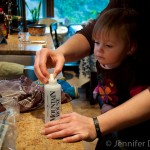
top-left (79, 54), bottom-right (96, 86)
top-left (93, 57), bottom-right (149, 111)
top-left (0, 75), bottom-right (73, 113)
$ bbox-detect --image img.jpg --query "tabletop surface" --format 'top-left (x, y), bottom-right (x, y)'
top-left (0, 33), bottom-right (55, 55)
top-left (16, 102), bottom-right (84, 150)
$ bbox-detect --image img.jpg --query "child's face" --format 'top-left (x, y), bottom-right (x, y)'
top-left (94, 29), bottom-right (131, 69)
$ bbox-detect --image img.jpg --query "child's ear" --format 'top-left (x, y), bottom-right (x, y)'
top-left (127, 43), bottom-right (137, 55)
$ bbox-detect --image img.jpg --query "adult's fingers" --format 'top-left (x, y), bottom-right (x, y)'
top-left (35, 48), bottom-right (58, 83)
top-left (47, 128), bottom-right (82, 142)
top-left (34, 51), bottom-right (49, 83)
top-left (63, 134), bottom-right (83, 143)
top-left (44, 115), bottom-right (71, 128)
top-left (38, 48), bottom-right (52, 77)
top-left (53, 53), bottom-right (65, 78)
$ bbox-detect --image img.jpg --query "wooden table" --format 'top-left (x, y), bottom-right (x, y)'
top-left (0, 33), bottom-right (55, 55)
top-left (0, 33), bottom-right (55, 66)
top-left (16, 102), bottom-right (84, 150)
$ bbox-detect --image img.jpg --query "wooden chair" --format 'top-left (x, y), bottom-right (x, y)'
top-left (50, 22), bottom-right (59, 48)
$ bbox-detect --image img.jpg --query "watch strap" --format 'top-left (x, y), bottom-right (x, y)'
top-left (93, 117), bottom-right (102, 138)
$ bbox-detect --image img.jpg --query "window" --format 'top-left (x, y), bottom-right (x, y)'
top-left (18, 0), bottom-right (109, 24)
top-left (25, 0), bottom-right (46, 21)
top-left (54, 0), bottom-right (109, 25)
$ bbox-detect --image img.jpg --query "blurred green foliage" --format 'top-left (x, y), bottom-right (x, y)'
top-left (54, 0), bottom-right (109, 24)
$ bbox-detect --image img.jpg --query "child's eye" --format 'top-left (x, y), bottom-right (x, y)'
top-left (106, 44), bottom-right (113, 48)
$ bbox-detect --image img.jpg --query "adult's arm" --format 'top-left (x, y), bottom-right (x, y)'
top-left (55, 33), bottom-right (91, 62)
top-left (41, 88), bottom-right (150, 142)
top-left (34, 19), bottom-right (97, 83)
top-left (34, 33), bottom-right (91, 83)
top-left (99, 88), bottom-right (150, 136)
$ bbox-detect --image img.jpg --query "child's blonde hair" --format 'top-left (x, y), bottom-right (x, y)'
top-left (92, 8), bottom-right (141, 49)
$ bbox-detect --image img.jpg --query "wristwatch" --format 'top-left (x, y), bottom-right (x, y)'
top-left (93, 117), bottom-right (102, 138)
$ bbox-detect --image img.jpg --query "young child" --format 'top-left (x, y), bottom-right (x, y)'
top-left (92, 8), bottom-right (148, 115)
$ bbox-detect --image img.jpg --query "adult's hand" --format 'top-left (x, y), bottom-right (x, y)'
top-left (34, 48), bottom-right (65, 84)
top-left (40, 112), bottom-right (97, 142)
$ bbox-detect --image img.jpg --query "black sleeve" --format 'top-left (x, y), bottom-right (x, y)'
top-left (76, 19), bottom-right (96, 54)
